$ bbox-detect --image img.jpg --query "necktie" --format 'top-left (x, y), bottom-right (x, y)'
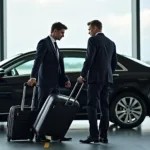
top-left (54, 42), bottom-right (61, 73)
top-left (54, 42), bottom-right (59, 59)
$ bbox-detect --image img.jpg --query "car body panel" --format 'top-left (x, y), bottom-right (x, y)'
top-left (0, 48), bottom-right (150, 120)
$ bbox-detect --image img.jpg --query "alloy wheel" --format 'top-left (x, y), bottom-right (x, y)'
top-left (115, 97), bottom-right (142, 124)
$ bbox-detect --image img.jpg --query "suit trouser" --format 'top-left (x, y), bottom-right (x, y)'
top-left (37, 85), bottom-right (59, 111)
top-left (87, 83), bottom-right (110, 138)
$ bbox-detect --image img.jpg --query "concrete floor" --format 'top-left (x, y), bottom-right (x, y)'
top-left (0, 118), bottom-right (150, 150)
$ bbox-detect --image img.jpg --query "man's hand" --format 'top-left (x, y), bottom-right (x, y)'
top-left (77, 76), bottom-right (85, 83)
top-left (65, 81), bottom-right (71, 88)
top-left (27, 78), bottom-right (37, 86)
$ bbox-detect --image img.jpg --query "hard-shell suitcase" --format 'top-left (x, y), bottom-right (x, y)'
top-left (33, 82), bottom-right (84, 139)
top-left (7, 83), bottom-right (37, 141)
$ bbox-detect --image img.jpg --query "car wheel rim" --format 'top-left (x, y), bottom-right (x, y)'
top-left (115, 97), bottom-right (142, 124)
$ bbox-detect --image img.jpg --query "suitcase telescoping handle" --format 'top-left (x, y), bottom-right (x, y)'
top-left (65, 82), bottom-right (84, 105)
top-left (21, 82), bottom-right (36, 111)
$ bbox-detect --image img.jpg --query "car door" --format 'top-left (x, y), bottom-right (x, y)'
top-left (0, 54), bottom-right (36, 114)
top-left (110, 57), bottom-right (128, 99)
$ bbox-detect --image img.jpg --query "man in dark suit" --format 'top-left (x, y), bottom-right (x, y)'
top-left (77, 20), bottom-right (117, 144)
top-left (27, 22), bottom-right (72, 142)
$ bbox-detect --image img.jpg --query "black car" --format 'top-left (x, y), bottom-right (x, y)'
top-left (0, 48), bottom-right (150, 129)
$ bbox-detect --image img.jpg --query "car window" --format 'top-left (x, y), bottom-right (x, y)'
top-left (64, 57), bottom-right (85, 72)
top-left (115, 63), bottom-right (123, 71)
top-left (115, 62), bottom-right (128, 71)
top-left (15, 60), bottom-right (34, 75)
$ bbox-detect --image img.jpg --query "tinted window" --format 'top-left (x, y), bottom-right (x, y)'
top-left (116, 64), bottom-right (123, 70)
top-left (115, 62), bottom-right (128, 71)
top-left (15, 60), bottom-right (34, 75)
top-left (62, 50), bottom-right (86, 72)
top-left (64, 57), bottom-right (84, 72)
top-left (5, 55), bottom-right (35, 76)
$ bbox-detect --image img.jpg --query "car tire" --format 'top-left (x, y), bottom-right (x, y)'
top-left (110, 92), bottom-right (147, 128)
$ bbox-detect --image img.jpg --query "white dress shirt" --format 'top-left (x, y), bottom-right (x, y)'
top-left (95, 32), bottom-right (102, 36)
top-left (49, 35), bottom-right (59, 59)
top-left (49, 35), bottom-right (56, 48)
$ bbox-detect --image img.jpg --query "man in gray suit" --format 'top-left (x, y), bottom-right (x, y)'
top-left (78, 20), bottom-right (117, 144)
top-left (27, 22), bottom-right (72, 142)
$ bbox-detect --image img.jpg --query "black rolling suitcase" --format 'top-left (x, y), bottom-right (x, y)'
top-left (33, 82), bottom-right (84, 139)
top-left (7, 83), bottom-right (37, 141)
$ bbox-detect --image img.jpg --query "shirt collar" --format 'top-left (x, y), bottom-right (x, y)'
top-left (49, 35), bottom-right (56, 43)
top-left (95, 32), bottom-right (102, 36)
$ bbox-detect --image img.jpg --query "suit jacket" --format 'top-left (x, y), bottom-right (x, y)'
top-left (31, 36), bottom-right (69, 88)
top-left (81, 33), bottom-right (117, 84)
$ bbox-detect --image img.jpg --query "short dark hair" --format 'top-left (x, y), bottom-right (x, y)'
top-left (51, 22), bottom-right (67, 33)
top-left (87, 20), bottom-right (102, 30)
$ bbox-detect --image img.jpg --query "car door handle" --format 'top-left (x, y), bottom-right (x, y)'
top-left (113, 74), bottom-right (119, 77)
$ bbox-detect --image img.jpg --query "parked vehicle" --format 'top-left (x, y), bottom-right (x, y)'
top-left (0, 48), bottom-right (150, 128)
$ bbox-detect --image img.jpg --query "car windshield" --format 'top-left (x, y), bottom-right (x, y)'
top-left (125, 55), bottom-right (150, 67)
top-left (0, 54), bottom-right (21, 66)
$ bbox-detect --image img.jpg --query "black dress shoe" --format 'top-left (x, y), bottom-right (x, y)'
top-left (99, 137), bottom-right (108, 144)
top-left (60, 137), bottom-right (72, 141)
top-left (79, 136), bottom-right (99, 144)
top-left (51, 136), bottom-right (72, 142)
top-left (35, 135), bottom-right (50, 142)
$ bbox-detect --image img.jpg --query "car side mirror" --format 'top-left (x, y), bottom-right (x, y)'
top-left (0, 68), bottom-right (5, 77)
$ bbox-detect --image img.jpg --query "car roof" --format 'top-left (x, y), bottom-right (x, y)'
top-left (0, 48), bottom-right (123, 67)
top-left (22, 48), bottom-right (87, 54)
top-left (20, 48), bottom-right (123, 56)
top-left (1, 48), bottom-right (150, 71)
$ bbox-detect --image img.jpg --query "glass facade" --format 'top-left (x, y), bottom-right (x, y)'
top-left (7, 0), bottom-right (131, 57)
top-left (140, 0), bottom-right (150, 63)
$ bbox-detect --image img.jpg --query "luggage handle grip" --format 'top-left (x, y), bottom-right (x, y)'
top-left (21, 82), bottom-right (36, 111)
top-left (65, 82), bottom-right (84, 105)
top-left (24, 82), bottom-right (36, 87)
